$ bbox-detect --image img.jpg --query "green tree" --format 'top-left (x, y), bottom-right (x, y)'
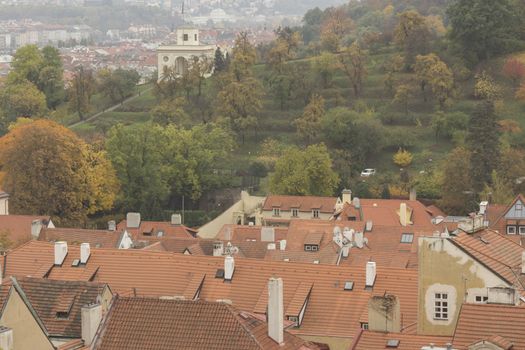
top-left (8, 45), bottom-right (43, 84)
top-left (466, 101), bottom-right (501, 192)
top-left (313, 52), bottom-right (336, 88)
top-left (0, 120), bottom-right (118, 225)
top-left (97, 68), bottom-right (140, 104)
top-left (337, 41), bottom-right (368, 97)
top-left (394, 10), bottom-right (431, 67)
top-left (474, 71), bottom-right (502, 102)
top-left (214, 47), bottom-right (227, 73)
top-left (217, 77), bottom-right (263, 144)
top-left (0, 81), bottom-right (47, 131)
top-left (447, 0), bottom-right (522, 64)
top-left (230, 32), bottom-right (257, 82)
top-left (269, 144), bottom-right (340, 196)
top-left (68, 66), bottom-right (96, 120)
top-left (480, 170), bottom-right (514, 205)
top-left (439, 147), bottom-right (472, 214)
top-left (151, 97), bottom-right (189, 126)
top-left (294, 94), bottom-right (325, 143)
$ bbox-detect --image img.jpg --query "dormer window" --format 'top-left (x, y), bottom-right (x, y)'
top-left (304, 244), bottom-right (319, 252)
top-left (273, 208), bottom-right (281, 217)
top-left (520, 226), bottom-right (525, 235)
top-left (56, 311), bottom-right (69, 319)
top-left (507, 226), bottom-right (517, 235)
top-left (434, 293), bottom-right (448, 320)
top-left (292, 208), bottom-right (299, 217)
top-left (312, 209), bottom-right (320, 219)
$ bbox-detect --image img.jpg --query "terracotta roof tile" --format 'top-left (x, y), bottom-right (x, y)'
top-left (285, 282), bottom-right (313, 316)
top-left (352, 330), bottom-right (452, 350)
top-left (3, 241), bottom-right (419, 339)
top-left (93, 297), bottom-right (319, 350)
top-left (263, 195), bottom-right (337, 213)
top-left (116, 220), bottom-right (197, 240)
top-left (453, 303), bottom-right (525, 349)
top-left (0, 215), bottom-right (50, 247)
top-left (39, 227), bottom-right (123, 249)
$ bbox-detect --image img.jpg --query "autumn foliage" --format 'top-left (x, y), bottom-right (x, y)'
top-left (503, 58), bottom-right (525, 87)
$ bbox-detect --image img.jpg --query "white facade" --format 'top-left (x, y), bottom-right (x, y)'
top-left (0, 192), bottom-right (8, 215)
top-left (157, 27), bottom-right (214, 81)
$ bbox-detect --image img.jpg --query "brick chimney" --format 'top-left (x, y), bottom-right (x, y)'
top-left (80, 243), bottom-right (91, 264)
top-left (268, 277), bottom-right (284, 344)
top-left (366, 261), bottom-right (376, 288)
top-left (81, 303), bottom-right (102, 346)
top-left (54, 241), bottom-right (68, 266)
top-left (224, 256), bottom-right (235, 281)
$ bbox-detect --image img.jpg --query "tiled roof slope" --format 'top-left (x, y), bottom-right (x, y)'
top-left (451, 229), bottom-right (525, 290)
top-left (453, 304), bottom-right (525, 349)
top-left (352, 330), bottom-right (452, 350)
top-left (0, 215), bottom-right (50, 246)
top-left (2, 241), bottom-right (418, 339)
top-left (38, 227), bottom-right (122, 248)
top-left (263, 195), bottom-right (337, 213)
top-left (2, 277), bottom-right (108, 338)
top-left (116, 220), bottom-right (197, 240)
top-left (93, 297), bottom-right (319, 350)
top-left (488, 194), bottom-right (525, 234)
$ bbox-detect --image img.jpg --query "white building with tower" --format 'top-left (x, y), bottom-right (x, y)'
top-left (157, 26), bottom-right (215, 81)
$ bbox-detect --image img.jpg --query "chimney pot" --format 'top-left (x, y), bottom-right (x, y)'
top-left (31, 220), bottom-right (43, 239)
top-left (268, 277), bottom-right (284, 344)
top-left (126, 212), bottom-right (141, 228)
top-left (54, 241), bottom-right (68, 266)
top-left (366, 261), bottom-right (377, 288)
top-left (108, 220), bottom-right (116, 231)
top-left (224, 256), bottom-right (235, 281)
top-left (342, 189), bottom-right (352, 204)
top-left (81, 303), bottom-right (102, 346)
top-left (80, 243), bottom-right (91, 264)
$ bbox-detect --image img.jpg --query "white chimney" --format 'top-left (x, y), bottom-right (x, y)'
top-left (279, 240), bottom-right (287, 250)
top-left (31, 220), bottom-right (43, 239)
top-left (107, 220), bottom-right (116, 231)
top-left (353, 197), bottom-right (361, 208)
top-left (342, 245), bottom-right (350, 258)
top-left (522, 252), bottom-right (525, 274)
top-left (342, 189), bottom-right (352, 204)
top-left (409, 188), bottom-right (417, 201)
top-left (224, 256), bottom-right (235, 281)
top-left (400, 203), bottom-right (408, 227)
top-left (81, 303), bottom-right (102, 346)
top-left (0, 327), bottom-right (13, 350)
top-left (126, 212), bottom-right (141, 228)
top-left (354, 231), bottom-right (364, 248)
top-left (213, 241), bottom-right (224, 257)
top-left (479, 201), bottom-right (489, 215)
top-left (343, 228), bottom-right (354, 242)
top-left (268, 277), bottom-right (284, 344)
top-left (366, 261), bottom-right (377, 288)
top-left (171, 214), bottom-right (182, 226)
top-left (365, 220), bottom-right (373, 232)
top-left (80, 243), bottom-right (91, 264)
top-left (261, 227), bottom-right (275, 242)
top-left (267, 243), bottom-right (276, 250)
top-left (54, 241), bottom-right (68, 266)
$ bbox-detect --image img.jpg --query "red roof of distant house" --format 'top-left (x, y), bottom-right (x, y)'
top-left (351, 330), bottom-right (452, 350)
top-left (0, 215), bottom-right (51, 247)
top-left (92, 297), bottom-right (319, 350)
top-left (116, 219), bottom-right (197, 240)
top-left (263, 195), bottom-right (338, 213)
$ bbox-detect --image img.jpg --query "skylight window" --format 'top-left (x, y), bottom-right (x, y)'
top-left (400, 233), bottom-right (414, 243)
top-left (344, 281), bottom-right (354, 291)
top-left (386, 339), bottom-right (400, 348)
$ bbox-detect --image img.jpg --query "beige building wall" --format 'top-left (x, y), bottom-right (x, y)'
top-left (417, 237), bottom-right (510, 336)
top-left (0, 197), bottom-right (7, 215)
top-left (0, 288), bottom-right (54, 350)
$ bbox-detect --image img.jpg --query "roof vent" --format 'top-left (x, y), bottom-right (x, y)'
top-left (108, 220), bottom-right (116, 231)
top-left (386, 339), bottom-right (400, 348)
top-left (267, 243), bottom-right (276, 250)
top-left (72, 259), bottom-right (80, 267)
top-left (344, 281), bottom-right (354, 290)
top-left (353, 197), bottom-right (361, 208)
top-left (365, 220), bottom-right (373, 231)
top-left (215, 269), bottom-right (225, 279)
top-left (313, 260), bottom-right (320, 264)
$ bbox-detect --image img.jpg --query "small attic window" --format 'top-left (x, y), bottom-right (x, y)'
top-left (480, 237), bottom-right (490, 244)
top-left (344, 281), bottom-right (354, 291)
top-left (71, 259), bottom-right (80, 267)
top-left (400, 233), bottom-right (414, 243)
top-left (157, 231), bottom-right (164, 237)
top-left (386, 339), bottom-right (400, 348)
top-left (56, 312), bottom-right (69, 319)
top-left (215, 269), bottom-right (225, 279)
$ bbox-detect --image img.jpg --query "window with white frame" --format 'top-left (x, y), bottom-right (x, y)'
top-left (475, 295), bottom-right (488, 303)
top-left (312, 209), bottom-right (320, 218)
top-left (292, 208), bottom-right (299, 217)
top-left (273, 208), bottom-right (281, 217)
top-left (434, 293), bottom-right (449, 320)
top-left (360, 322), bottom-right (369, 330)
top-left (507, 226), bottom-right (517, 235)
top-left (519, 226), bottom-right (525, 235)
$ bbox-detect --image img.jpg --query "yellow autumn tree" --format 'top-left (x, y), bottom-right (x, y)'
top-left (0, 119), bottom-right (119, 225)
top-left (393, 148), bottom-right (413, 167)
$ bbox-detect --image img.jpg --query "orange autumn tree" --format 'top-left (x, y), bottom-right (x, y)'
top-left (0, 119), bottom-right (119, 225)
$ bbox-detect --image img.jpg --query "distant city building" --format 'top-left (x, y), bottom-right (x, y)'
top-left (157, 26), bottom-right (214, 81)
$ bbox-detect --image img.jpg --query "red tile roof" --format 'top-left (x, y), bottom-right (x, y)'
top-left (38, 227), bottom-right (123, 248)
top-left (263, 195), bottom-right (338, 213)
top-left (0, 215), bottom-right (50, 248)
top-left (2, 241), bottom-right (418, 340)
top-left (352, 330), bottom-right (452, 350)
top-left (92, 297), bottom-right (319, 350)
top-left (453, 303), bottom-right (525, 349)
top-left (488, 194), bottom-right (525, 234)
top-left (116, 219), bottom-right (197, 240)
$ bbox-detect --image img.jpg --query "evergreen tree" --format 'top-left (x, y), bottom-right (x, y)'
top-left (214, 47), bottom-right (226, 73)
top-left (466, 101), bottom-right (501, 192)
